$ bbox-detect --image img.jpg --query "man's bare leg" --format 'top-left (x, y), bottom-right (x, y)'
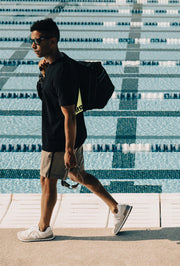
top-left (69, 170), bottom-right (119, 214)
top-left (39, 176), bottom-right (58, 231)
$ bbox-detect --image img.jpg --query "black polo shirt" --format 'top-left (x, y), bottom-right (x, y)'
top-left (38, 54), bottom-right (87, 152)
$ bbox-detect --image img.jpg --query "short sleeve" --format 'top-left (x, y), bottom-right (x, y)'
top-left (53, 61), bottom-right (78, 107)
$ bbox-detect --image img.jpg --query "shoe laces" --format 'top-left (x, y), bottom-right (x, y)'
top-left (27, 225), bottom-right (39, 235)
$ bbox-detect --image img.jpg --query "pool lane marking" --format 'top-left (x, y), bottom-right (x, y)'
top-left (112, 3), bottom-right (142, 169)
top-left (1, 169), bottom-right (179, 179)
top-left (1, 110), bottom-right (180, 116)
top-left (0, 78), bottom-right (9, 90)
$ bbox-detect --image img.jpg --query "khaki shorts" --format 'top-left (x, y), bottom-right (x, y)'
top-left (40, 146), bottom-right (84, 179)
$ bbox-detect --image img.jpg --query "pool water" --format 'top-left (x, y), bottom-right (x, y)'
top-left (0, 0), bottom-right (180, 193)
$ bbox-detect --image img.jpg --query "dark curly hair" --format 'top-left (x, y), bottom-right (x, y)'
top-left (30, 18), bottom-right (60, 42)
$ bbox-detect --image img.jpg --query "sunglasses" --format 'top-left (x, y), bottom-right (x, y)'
top-left (30, 36), bottom-right (52, 45)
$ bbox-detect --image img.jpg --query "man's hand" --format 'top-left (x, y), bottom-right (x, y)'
top-left (38, 58), bottom-right (49, 77)
top-left (64, 149), bottom-right (77, 169)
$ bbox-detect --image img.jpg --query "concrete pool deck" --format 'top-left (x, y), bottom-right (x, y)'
top-left (0, 194), bottom-right (180, 265)
top-left (0, 227), bottom-right (180, 266)
top-left (0, 193), bottom-right (180, 265)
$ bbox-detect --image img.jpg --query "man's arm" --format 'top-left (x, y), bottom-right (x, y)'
top-left (61, 105), bottom-right (77, 169)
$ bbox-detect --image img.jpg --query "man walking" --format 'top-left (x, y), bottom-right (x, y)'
top-left (17, 18), bottom-right (132, 242)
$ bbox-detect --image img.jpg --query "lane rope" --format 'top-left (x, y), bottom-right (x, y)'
top-left (1, 37), bottom-right (180, 45)
top-left (1, 21), bottom-right (180, 27)
top-left (0, 0), bottom-right (179, 3)
top-left (0, 8), bottom-right (180, 14)
top-left (0, 92), bottom-right (180, 99)
top-left (1, 59), bottom-right (180, 67)
top-left (0, 143), bottom-right (180, 152)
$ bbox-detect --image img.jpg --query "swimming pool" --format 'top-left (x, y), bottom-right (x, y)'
top-left (0, 0), bottom-right (180, 194)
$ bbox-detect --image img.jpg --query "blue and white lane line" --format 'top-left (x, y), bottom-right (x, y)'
top-left (3, 18), bottom-right (180, 28)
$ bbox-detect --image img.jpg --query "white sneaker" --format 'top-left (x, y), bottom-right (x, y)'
top-left (17, 225), bottom-right (55, 242)
top-left (113, 204), bottom-right (133, 235)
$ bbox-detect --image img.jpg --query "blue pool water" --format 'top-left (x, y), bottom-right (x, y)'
top-left (0, 0), bottom-right (180, 193)
top-left (0, 177), bottom-right (180, 194)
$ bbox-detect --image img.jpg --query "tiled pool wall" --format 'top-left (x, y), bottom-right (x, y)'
top-left (0, 0), bottom-right (180, 193)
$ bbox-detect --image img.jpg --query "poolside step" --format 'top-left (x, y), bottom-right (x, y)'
top-left (161, 194), bottom-right (180, 227)
top-left (0, 194), bottom-right (61, 228)
top-left (0, 194), bottom-right (11, 224)
top-left (0, 193), bottom-right (168, 228)
top-left (53, 194), bottom-right (109, 228)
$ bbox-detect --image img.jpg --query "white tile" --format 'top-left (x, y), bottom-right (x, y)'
top-left (2, 193), bottom-right (180, 229)
top-left (161, 193), bottom-right (180, 227)
top-left (54, 194), bottom-right (109, 228)
top-left (0, 194), bottom-right (61, 228)
top-left (0, 194), bottom-right (12, 224)
top-left (108, 194), bottom-right (160, 228)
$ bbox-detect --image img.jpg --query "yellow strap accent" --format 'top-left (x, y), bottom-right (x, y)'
top-left (75, 89), bottom-right (83, 115)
